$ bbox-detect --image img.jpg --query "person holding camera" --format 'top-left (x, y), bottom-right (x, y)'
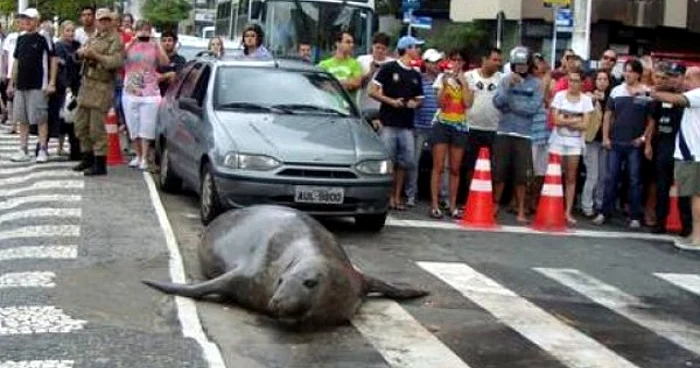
top-left (121, 20), bottom-right (169, 172)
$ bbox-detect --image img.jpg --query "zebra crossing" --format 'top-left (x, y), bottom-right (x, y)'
top-left (0, 134), bottom-right (86, 367)
top-left (342, 260), bottom-right (700, 368)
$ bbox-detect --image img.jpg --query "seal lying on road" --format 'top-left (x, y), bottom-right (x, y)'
top-left (142, 205), bottom-right (428, 325)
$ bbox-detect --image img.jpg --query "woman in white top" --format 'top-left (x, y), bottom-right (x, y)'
top-left (549, 68), bottom-right (594, 225)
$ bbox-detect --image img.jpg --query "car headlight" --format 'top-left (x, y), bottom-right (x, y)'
top-left (223, 153), bottom-right (281, 171)
top-left (355, 159), bottom-right (392, 175)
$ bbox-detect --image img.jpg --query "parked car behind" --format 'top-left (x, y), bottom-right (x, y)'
top-left (155, 54), bottom-right (392, 230)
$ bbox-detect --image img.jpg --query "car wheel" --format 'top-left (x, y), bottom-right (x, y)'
top-left (158, 145), bottom-right (182, 193)
top-left (355, 213), bottom-right (387, 232)
top-left (200, 163), bottom-right (222, 225)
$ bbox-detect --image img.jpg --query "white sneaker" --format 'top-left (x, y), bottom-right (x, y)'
top-left (10, 150), bottom-right (31, 162)
top-left (35, 150), bottom-right (48, 163)
top-left (629, 220), bottom-right (641, 229)
top-left (128, 156), bottom-right (141, 167)
top-left (592, 214), bottom-right (606, 225)
top-left (139, 160), bottom-right (150, 171)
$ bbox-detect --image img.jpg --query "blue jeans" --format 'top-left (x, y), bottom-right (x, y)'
top-left (380, 126), bottom-right (415, 170)
top-left (405, 128), bottom-right (448, 201)
top-left (602, 142), bottom-right (643, 219)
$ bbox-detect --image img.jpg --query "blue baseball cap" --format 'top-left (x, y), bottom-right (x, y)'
top-left (396, 36), bottom-right (425, 50)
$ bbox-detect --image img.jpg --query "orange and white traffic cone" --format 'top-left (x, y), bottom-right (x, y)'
top-left (105, 108), bottom-right (124, 166)
top-left (665, 182), bottom-right (682, 233)
top-left (460, 147), bottom-right (498, 229)
top-left (531, 153), bottom-right (567, 232)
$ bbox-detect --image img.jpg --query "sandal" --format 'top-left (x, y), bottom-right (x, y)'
top-left (450, 208), bottom-right (463, 219)
top-left (430, 208), bottom-right (443, 219)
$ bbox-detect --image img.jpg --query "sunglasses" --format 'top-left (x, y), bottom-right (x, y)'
top-left (603, 55), bottom-right (617, 62)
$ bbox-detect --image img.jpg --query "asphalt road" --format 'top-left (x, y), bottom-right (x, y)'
top-left (1, 129), bottom-right (699, 368)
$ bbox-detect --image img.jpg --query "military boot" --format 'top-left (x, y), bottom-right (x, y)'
top-left (72, 152), bottom-right (94, 172)
top-left (84, 156), bottom-right (107, 176)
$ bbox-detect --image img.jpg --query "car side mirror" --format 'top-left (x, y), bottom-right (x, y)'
top-left (179, 97), bottom-right (202, 114)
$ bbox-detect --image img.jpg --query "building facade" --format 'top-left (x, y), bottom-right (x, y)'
top-left (449, 0), bottom-right (699, 60)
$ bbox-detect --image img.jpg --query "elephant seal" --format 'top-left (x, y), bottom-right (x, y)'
top-left (143, 205), bottom-right (428, 325)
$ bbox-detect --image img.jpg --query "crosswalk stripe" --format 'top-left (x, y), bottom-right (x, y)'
top-left (0, 208), bottom-right (81, 224)
top-left (0, 171), bottom-right (81, 187)
top-left (353, 300), bottom-right (472, 368)
top-left (0, 246), bottom-right (77, 261)
top-left (0, 162), bottom-right (75, 176)
top-left (418, 262), bottom-right (639, 368)
top-left (0, 272), bottom-right (55, 288)
top-left (654, 273), bottom-right (700, 297)
top-left (535, 268), bottom-right (700, 356)
top-left (0, 225), bottom-right (80, 242)
top-left (0, 306), bottom-right (87, 335)
top-left (0, 180), bottom-right (83, 197)
top-left (0, 195), bottom-right (81, 211)
top-left (0, 361), bottom-right (75, 368)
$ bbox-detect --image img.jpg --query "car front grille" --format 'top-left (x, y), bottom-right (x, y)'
top-left (277, 168), bottom-right (358, 179)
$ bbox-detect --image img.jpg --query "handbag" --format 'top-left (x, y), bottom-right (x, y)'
top-left (584, 101), bottom-right (603, 142)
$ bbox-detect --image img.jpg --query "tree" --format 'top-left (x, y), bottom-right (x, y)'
top-left (423, 21), bottom-right (489, 62)
top-left (141, 0), bottom-right (191, 31)
top-left (0, 0), bottom-right (102, 24)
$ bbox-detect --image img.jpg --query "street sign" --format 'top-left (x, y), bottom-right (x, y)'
top-left (543, 0), bottom-right (571, 6)
top-left (555, 8), bottom-right (573, 27)
top-left (410, 16), bottom-right (433, 30)
top-left (403, 11), bottom-right (412, 24)
top-left (401, 0), bottom-right (421, 11)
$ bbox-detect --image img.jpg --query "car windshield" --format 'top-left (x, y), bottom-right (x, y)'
top-left (214, 67), bottom-right (356, 117)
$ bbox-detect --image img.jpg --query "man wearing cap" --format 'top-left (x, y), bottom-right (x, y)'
top-left (370, 35), bottom-right (424, 210)
top-left (318, 32), bottom-right (363, 102)
top-left (7, 7), bottom-right (57, 163)
top-left (649, 64), bottom-right (694, 239)
top-left (72, 8), bottom-right (124, 176)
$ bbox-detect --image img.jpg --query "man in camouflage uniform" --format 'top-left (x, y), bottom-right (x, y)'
top-left (72, 8), bottom-right (124, 176)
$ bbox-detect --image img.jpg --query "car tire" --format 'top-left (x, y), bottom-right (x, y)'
top-left (158, 145), bottom-right (182, 193)
top-left (355, 213), bottom-right (387, 232)
top-left (200, 163), bottom-right (222, 225)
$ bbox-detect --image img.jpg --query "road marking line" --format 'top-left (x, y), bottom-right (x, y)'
top-left (535, 268), bottom-right (700, 356)
top-left (143, 172), bottom-right (226, 368)
top-left (353, 300), bottom-right (472, 368)
top-left (387, 217), bottom-right (676, 242)
top-left (654, 273), bottom-right (700, 297)
top-left (0, 272), bottom-right (55, 288)
top-left (0, 195), bottom-right (81, 211)
top-left (0, 360), bottom-right (75, 368)
top-left (0, 162), bottom-right (75, 176)
top-left (0, 181), bottom-right (83, 197)
top-left (0, 142), bottom-right (59, 149)
top-left (0, 208), bottom-right (81, 224)
top-left (0, 246), bottom-right (77, 261)
top-left (418, 262), bottom-right (639, 368)
top-left (0, 306), bottom-right (86, 335)
top-left (0, 171), bottom-right (80, 186)
top-left (0, 225), bottom-right (80, 242)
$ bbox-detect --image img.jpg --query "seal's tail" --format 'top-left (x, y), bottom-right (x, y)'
top-left (363, 275), bottom-right (429, 300)
top-left (142, 279), bottom-right (213, 299)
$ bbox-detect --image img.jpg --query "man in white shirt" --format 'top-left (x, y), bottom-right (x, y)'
top-left (652, 66), bottom-right (700, 249)
top-left (75, 5), bottom-right (96, 45)
top-left (2, 18), bottom-right (21, 132)
top-left (356, 32), bottom-right (393, 113)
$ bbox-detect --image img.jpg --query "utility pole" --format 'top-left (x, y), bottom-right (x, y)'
top-left (18, 0), bottom-right (28, 13)
top-left (571, 0), bottom-right (592, 60)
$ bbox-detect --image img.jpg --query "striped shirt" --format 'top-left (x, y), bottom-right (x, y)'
top-left (414, 74), bottom-right (438, 130)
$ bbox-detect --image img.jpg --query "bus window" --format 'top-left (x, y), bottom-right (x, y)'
top-left (235, 0), bottom-right (250, 38)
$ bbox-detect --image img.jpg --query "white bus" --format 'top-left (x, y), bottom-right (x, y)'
top-left (214, 0), bottom-right (376, 62)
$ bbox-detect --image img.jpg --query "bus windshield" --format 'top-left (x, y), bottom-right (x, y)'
top-left (261, 0), bottom-right (372, 62)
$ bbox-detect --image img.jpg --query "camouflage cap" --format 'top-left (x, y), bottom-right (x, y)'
top-left (95, 8), bottom-right (115, 20)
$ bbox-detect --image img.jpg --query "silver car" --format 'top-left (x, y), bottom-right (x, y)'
top-left (155, 55), bottom-right (392, 231)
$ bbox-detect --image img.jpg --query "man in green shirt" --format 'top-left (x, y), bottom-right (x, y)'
top-left (318, 32), bottom-right (363, 101)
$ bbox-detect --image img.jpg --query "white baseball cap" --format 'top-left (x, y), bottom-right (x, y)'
top-left (422, 48), bottom-right (443, 63)
top-left (19, 8), bottom-right (40, 19)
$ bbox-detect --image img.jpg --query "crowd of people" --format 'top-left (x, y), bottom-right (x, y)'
top-left (315, 31), bottom-right (700, 248)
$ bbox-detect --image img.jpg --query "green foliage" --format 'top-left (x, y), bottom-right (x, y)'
top-left (423, 21), bottom-right (490, 60)
top-left (141, 0), bottom-right (191, 30)
top-left (0, 0), bottom-right (99, 24)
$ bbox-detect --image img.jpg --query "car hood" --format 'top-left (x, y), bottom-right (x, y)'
top-left (214, 111), bottom-right (386, 164)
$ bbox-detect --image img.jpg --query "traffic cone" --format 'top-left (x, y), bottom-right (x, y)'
top-left (460, 147), bottom-right (498, 229)
top-left (531, 153), bottom-right (567, 232)
top-left (105, 108), bottom-right (124, 166)
top-left (665, 183), bottom-right (682, 233)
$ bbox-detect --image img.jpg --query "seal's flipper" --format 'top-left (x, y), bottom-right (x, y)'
top-left (363, 275), bottom-right (429, 300)
top-left (142, 271), bottom-right (239, 299)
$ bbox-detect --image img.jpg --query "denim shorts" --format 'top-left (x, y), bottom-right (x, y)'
top-left (380, 126), bottom-right (415, 169)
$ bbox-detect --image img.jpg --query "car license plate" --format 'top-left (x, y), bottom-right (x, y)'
top-left (294, 186), bottom-right (344, 204)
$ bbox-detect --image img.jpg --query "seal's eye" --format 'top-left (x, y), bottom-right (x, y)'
top-left (303, 279), bottom-right (318, 289)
